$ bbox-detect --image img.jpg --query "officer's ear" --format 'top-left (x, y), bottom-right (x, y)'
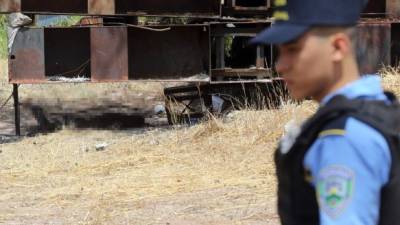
top-left (331, 32), bottom-right (352, 62)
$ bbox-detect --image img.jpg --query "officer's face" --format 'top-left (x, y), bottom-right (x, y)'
top-left (275, 32), bottom-right (338, 102)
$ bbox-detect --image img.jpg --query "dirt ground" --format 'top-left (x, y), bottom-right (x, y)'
top-left (1, 58), bottom-right (298, 225)
top-left (1, 58), bottom-right (399, 225)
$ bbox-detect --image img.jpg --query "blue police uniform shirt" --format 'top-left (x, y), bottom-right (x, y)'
top-left (303, 75), bottom-right (392, 225)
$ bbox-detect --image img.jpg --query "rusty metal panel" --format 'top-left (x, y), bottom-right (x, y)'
top-left (91, 27), bottom-right (128, 82)
top-left (9, 28), bottom-right (45, 83)
top-left (355, 22), bottom-right (391, 74)
top-left (127, 25), bottom-right (210, 80)
top-left (386, 0), bottom-right (400, 18)
top-left (21, 0), bottom-right (87, 13)
top-left (88, 0), bottom-right (115, 15)
top-left (0, 0), bottom-right (21, 12)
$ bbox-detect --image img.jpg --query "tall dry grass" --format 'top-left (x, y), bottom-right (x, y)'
top-left (380, 66), bottom-right (400, 95)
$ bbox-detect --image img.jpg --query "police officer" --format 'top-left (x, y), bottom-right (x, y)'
top-left (251, 0), bottom-right (400, 225)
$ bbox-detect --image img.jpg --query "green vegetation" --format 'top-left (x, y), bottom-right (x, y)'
top-left (225, 36), bottom-right (234, 58)
top-left (0, 15), bottom-right (7, 59)
top-left (52, 16), bottom-right (82, 27)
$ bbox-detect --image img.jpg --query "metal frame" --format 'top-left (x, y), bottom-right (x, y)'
top-left (163, 79), bottom-right (288, 124)
top-left (0, 0), bottom-right (221, 17)
top-left (210, 21), bottom-right (273, 81)
top-left (9, 25), bottom-right (211, 84)
top-left (4, 0), bottom-right (400, 134)
top-left (13, 84), bottom-right (20, 136)
top-left (222, 0), bottom-right (272, 17)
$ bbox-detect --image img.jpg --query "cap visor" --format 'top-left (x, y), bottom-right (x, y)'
top-left (249, 23), bottom-right (310, 45)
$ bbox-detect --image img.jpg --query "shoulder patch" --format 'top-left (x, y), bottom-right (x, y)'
top-left (317, 165), bottom-right (355, 219)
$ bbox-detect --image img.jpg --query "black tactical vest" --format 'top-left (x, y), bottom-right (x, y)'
top-left (275, 92), bottom-right (400, 225)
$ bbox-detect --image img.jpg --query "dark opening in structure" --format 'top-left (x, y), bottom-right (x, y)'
top-left (391, 23), bottom-right (400, 67)
top-left (115, 0), bottom-right (220, 15)
top-left (225, 36), bottom-right (257, 68)
top-left (21, 0), bottom-right (87, 13)
top-left (127, 26), bottom-right (210, 79)
top-left (362, 0), bottom-right (386, 17)
top-left (212, 36), bottom-right (273, 69)
top-left (44, 28), bottom-right (91, 79)
top-left (235, 0), bottom-right (268, 7)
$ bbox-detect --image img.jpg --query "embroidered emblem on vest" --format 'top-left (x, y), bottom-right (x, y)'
top-left (317, 165), bottom-right (354, 219)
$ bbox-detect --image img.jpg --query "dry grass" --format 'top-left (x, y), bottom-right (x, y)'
top-left (380, 66), bottom-right (400, 96)
top-left (0, 65), bottom-right (399, 224)
top-left (0, 100), bottom-right (316, 224)
top-left (0, 58), bottom-right (10, 100)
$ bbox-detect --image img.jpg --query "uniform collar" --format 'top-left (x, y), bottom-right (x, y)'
top-left (321, 75), bottom-right (385, 105)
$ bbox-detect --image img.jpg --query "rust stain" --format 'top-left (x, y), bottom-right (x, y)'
top-left (9, 48), bottom-right (45, 83)
top-left (88, 0), bottom-right (115, 15)
top-left (0, 0), bottom-right (21, 12)
top-left (91, 27), bottom-right (128, 81)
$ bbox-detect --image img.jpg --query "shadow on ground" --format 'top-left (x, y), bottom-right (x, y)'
top-left (0, 102), bottom-right (168, 144)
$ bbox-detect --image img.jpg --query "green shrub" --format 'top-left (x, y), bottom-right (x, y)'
top-left (0, 15), bottom-right (7, 59)
top-left (52, 16), bottom-right (82, 27)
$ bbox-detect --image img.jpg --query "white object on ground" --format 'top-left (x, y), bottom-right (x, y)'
top-left (95, 143), bottom-right (108, 151)
top-left (212, 95), bottom-right (225, 113)
top-left (154, 104), bottom-right (166, 114)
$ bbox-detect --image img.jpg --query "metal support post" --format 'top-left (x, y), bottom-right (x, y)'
top-left (13, 84), bottom-right (20, 136)
top-left (256, 46), bottom-right (265, 68)
top-left (216, 36), bottom-right (225, 68)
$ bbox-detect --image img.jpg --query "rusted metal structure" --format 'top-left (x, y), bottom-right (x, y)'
top-left (1, 0), bottom-right (400, 134)
top-left (0, 0), bottom-right (274, 17)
